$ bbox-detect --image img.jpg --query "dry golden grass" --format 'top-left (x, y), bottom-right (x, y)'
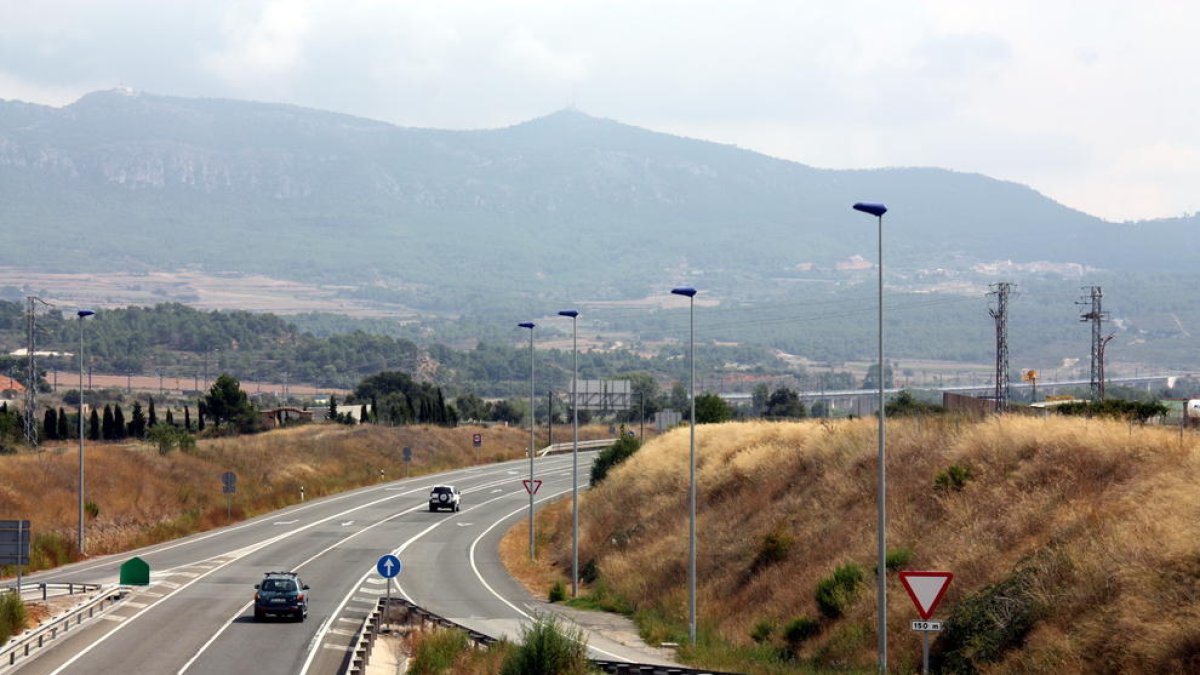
top-left (518, 416), bottom-right (1200, 673)
top-left (0, 423), bottom-right (613, 570)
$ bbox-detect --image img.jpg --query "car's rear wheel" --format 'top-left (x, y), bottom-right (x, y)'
top-left (254, 609), bottom-right (264, 622)
top-left (429, 504), bottom-right (436, 512)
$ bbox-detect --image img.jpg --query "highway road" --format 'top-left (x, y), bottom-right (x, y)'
top-left (9, 450), bottom-right (668, 674)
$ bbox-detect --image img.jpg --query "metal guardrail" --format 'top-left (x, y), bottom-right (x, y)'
top-left (345, 596), bottom-right (744, 675)
top-left (0, 586), bottom-right (127, 672)
top-left (3, 582), bottom-right (102, 602)
top-left (538, 438), bottom-right (614, 457)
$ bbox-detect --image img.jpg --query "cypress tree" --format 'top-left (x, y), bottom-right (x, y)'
top-left (57, 407), bottom-right (69, 440)
top-left (44, 408), bottom-right (57, 441)
top-left (184, 405), bottom-right (192, 432)
top-left (148, 397), bottom-right (157, 428)
top-left (360, 404), bottom-right (368, 424)
top-left (89, 408), bottom-right (100, 441)
top-left (197, 402), bottom-right (206, 432)
top-left (328, 395), bottom-right (338, 423)
top-left (165, 409), bottom-right (175, 427)
top-left (102, 404), bottom-right (114, 440)
top-left (114, 404), bottom-right (126, 439)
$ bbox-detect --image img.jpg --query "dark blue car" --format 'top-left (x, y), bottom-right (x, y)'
top-left (254, 571), bottom-right (310, 621)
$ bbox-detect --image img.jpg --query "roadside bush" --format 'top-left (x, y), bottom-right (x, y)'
top-left (934, 464), bottom-right (973, 492)
top-left (589, 432), bottom-right (641, 487)
top-left (782, 616), bottom-right (820, 657)
top-left (500, 613), bottom-right (590, 675)
top-left (408, 627), bottom-right (471, 674)
top-left (0, 590), bottom-right (26, 646)
top-left (750, 620), bottom-right (773, 644)
top-left (933, 565), bottom-right (1041, 672)
top-left (815, 563), bottom-right (865, 619)
top-left (549, 579), bottom-right (567, 603)
top-left (879, 547), bottom-right (914, 574)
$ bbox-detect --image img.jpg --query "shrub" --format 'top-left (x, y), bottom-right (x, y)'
top-left (933, 565), bottom-right (1041, 672)
top-left (750, 620), bottom-right (774, 644)
top-left (782, 616), bottom-right (820, 657)
top-left (500, 613), bottom-right (590, 675)
top-left (885, 547), bottom-right (914, 573)
top-left (934, 464), bottom-right (973, 492)
top-left (549, 579), bottom-right (567, 603)
top-left (0, 591), bottom-right (26, 646)
top-left (590, 433), bottom-right (641, 487)
top-left (815, 563), bottom-right (865, 619)
top-left (85, 500), bottom-right (100, 519)
top-left (754, 529), bottom-right (794, 569)
top-left (408, 627), bottom-right (471, 674)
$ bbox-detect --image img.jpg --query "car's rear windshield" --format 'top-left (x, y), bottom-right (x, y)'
top-left (432, 487), bottom-right (453, 494)
top-left (262, 579), bottom-right (296, 592)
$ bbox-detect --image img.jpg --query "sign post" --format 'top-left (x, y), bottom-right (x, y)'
top-left (0, 519), bottom-right (31, 595)
top-left (472, 433), bottom-right (481, 462)
top-left (899, 571), bottom-right (953, 674)
top-left (376, 554), bottom-right (402, 628)
top-left (221, 471), bottom-right (237, 519)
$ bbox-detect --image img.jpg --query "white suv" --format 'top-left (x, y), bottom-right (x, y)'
top-left (429, 485), bottom-right (461, 512)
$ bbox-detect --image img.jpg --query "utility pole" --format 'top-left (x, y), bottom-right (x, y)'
top-left (988, 283), bottom-right (1014, 413)
top-left (1077, 287), bottom-right (1108, 402)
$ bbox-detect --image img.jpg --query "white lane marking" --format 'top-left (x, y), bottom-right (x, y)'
top-left (341, 521), bottom-right (355, 527)
top-left (273, 519), bottom-right (299, 525)
top-left (456, 522), bottom-right (475, 527)
top-left (322, 644), bottom-right (352, 652)
top-left (100, 615), bottom-right (125, 622)
top-left (122, 601), bottom-right (148, 609)
top-left (295, 467), bottom-right (574, 675)
top-left (464, 490), bottom-right (631, 662)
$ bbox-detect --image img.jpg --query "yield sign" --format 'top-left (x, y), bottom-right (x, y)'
top-left (522, 479), bottom-right (543, 494)
top-left (899, 571), bottom-right (954, 620)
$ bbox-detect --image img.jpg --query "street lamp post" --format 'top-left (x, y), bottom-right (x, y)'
top-left (853, 201), bottom-right (888, 673)
top-left (518, 321), bottom-right (536, 560)
top-left (670, 286), bottom-right (697, 644)
top-left (558, 309), bottom-right (580, 596)
top-left (76, 309), bottom-right (95, 555)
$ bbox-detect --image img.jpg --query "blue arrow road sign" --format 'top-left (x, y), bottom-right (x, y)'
top-left (376, 554), bottom-right (402, 578)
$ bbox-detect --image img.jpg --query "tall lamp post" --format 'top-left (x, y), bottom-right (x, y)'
top-left (670, 286), bottom-right (697, 644)
top-left (76, 309), bottom-right (95, 555)
top-left (518, 321), bottom-right (536, 559)
top-left (558, 309), bottom-right (580, 596)
top-left (853, 201), bottom-right (888, 673)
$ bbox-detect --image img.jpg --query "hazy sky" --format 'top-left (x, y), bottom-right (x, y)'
top-left (1, 1), bottom-right (1195, 222)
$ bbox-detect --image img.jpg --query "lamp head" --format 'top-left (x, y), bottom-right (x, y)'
top-left (670, 287), bottom-right (697, 298)
top-left (852, 202), bottom-right (888, 217)
top-left (557, 310), bottom-right (578, 318)
top-left (518, 322), bottom-right (535, 330)
top-left (77, 309), bottom-right (95, 318)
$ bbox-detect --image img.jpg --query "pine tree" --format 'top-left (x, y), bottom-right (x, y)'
top-left (130, 401), bottom-right (146, 438)
top-left (57, 407), bottom-right (69, 440)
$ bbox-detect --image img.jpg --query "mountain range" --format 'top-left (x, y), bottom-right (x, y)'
top-left (2, 89), bottom-right (1198, 370)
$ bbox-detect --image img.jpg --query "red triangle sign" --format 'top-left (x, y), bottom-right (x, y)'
top-left (522, 479), bottom-right (543, 494)
top-left (898, 571), bottom-right (953, 620)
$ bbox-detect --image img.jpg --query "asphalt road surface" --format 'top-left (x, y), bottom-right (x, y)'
top-left (10, 450), bottom-right (672, 674)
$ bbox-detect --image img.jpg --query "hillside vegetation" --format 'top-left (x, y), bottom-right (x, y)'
top-left (0, 423), bottom-right (561, 572)
top-left (527, 416), bottom-right (1200, 673)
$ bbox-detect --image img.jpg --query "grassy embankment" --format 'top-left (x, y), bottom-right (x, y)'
top-left (0, 422), bottom-right (615, 574)
top-left (503, 416), bottom-right (1200, 674)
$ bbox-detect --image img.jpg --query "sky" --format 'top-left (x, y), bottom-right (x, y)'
top-left (1, 0), bottom-right (1196, 223)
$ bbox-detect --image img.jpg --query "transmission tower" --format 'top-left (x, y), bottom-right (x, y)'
top-left (23, 296), bottom-right (53, 446)
top-left (988, 282), bottom-right (1015, 412)
top-left (1077, 286), bottom-right (1108, 401)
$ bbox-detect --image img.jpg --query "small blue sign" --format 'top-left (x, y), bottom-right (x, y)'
top-left (376, 554), bottom-right (402, 578)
